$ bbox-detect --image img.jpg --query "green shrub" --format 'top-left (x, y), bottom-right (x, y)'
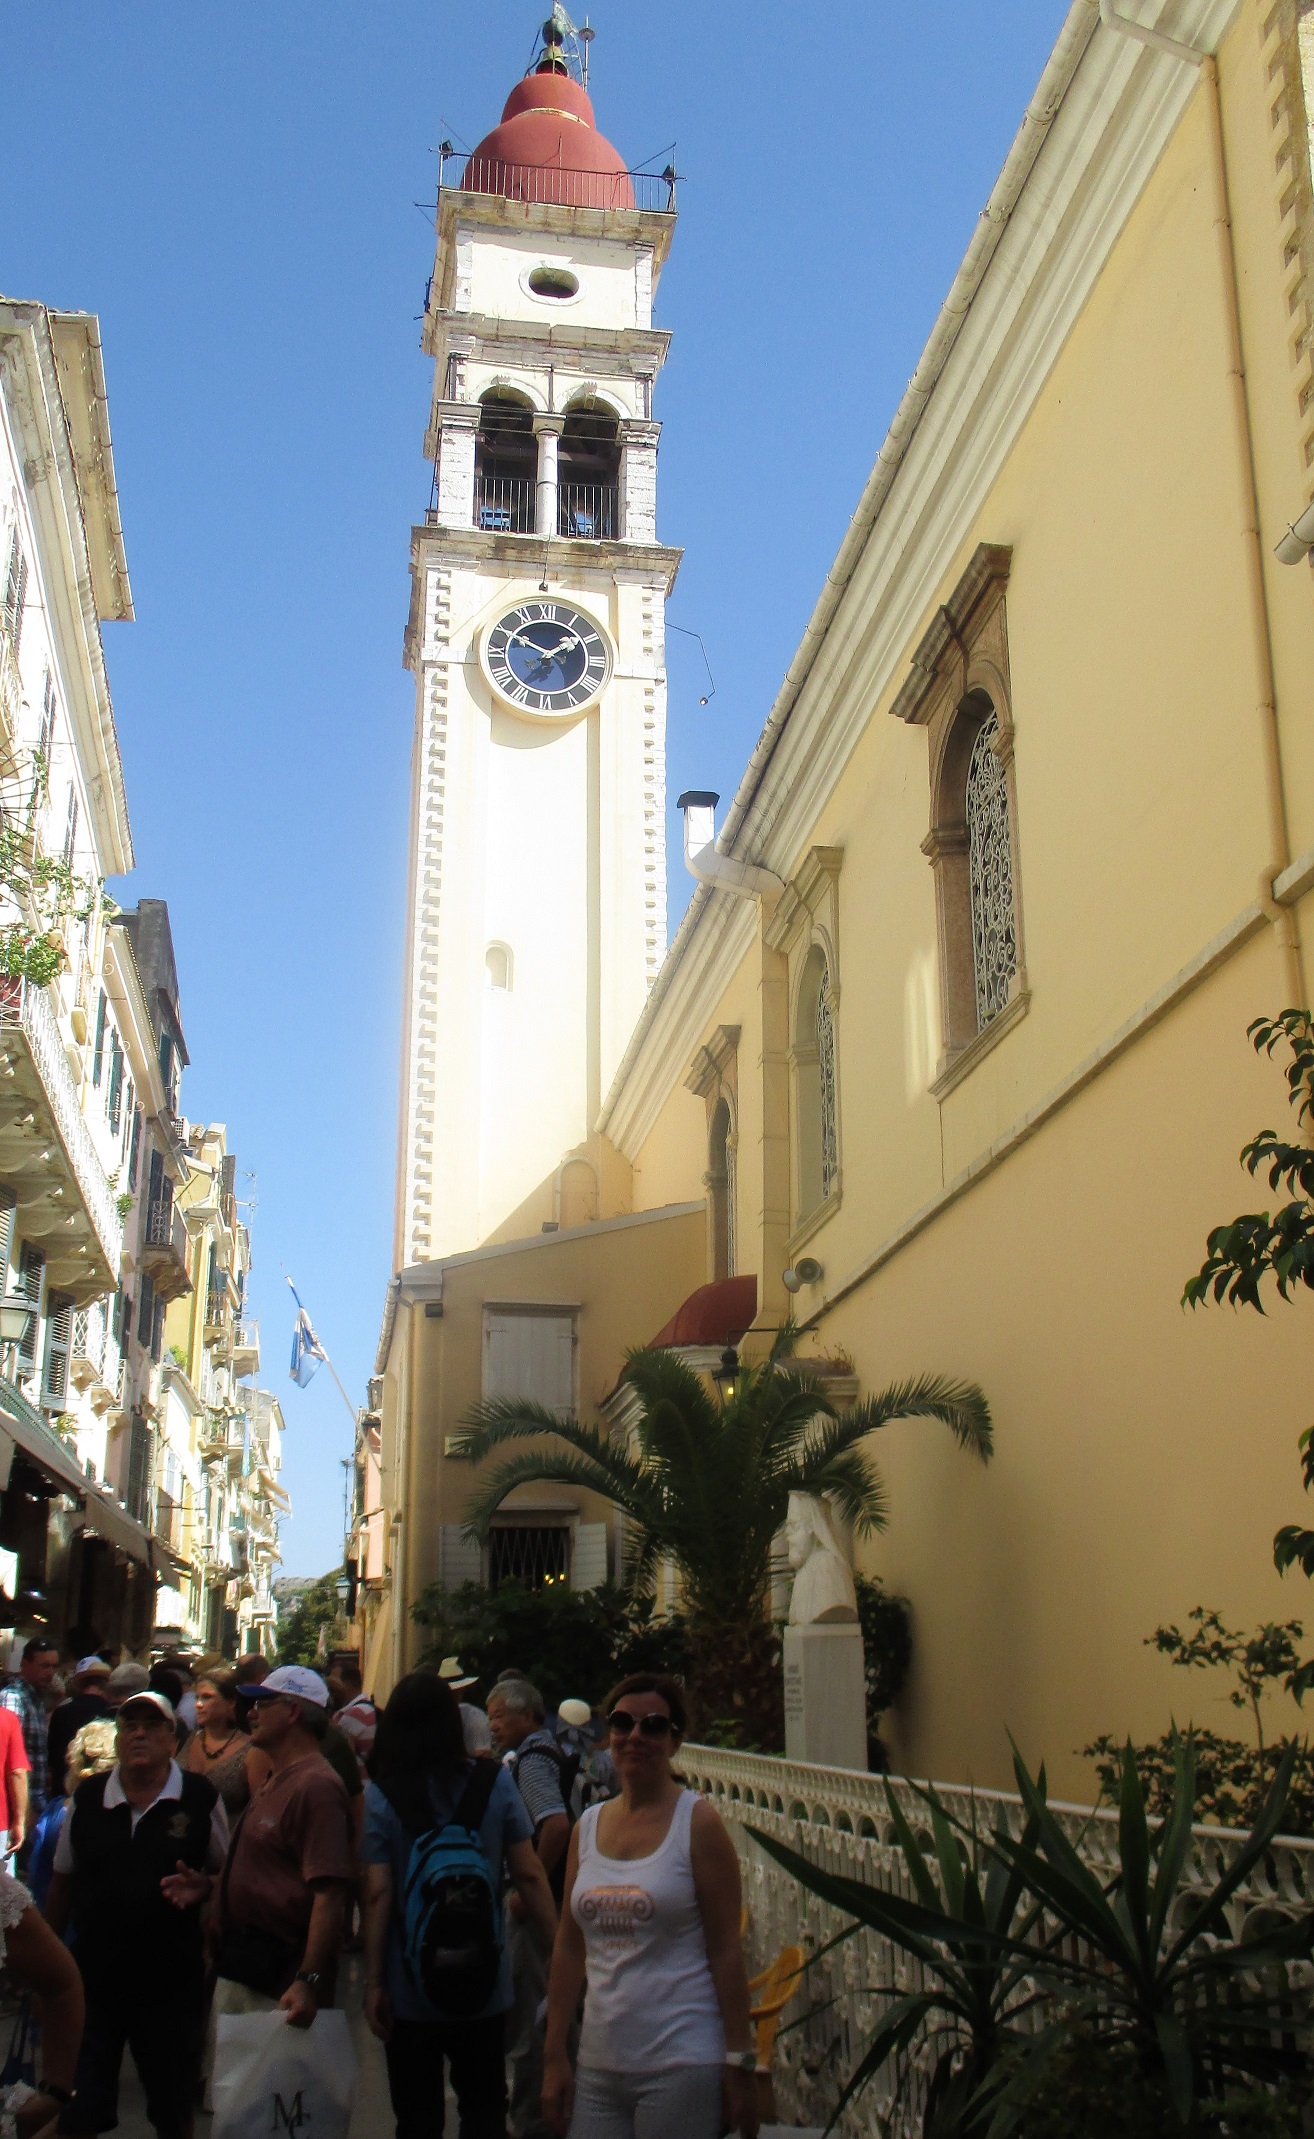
top-left (277, 1569), bottom-right (344, 1667)
top-left (410, 1579), bottom-right (688, 1713)
top-left (854, 1571), bottom-right (912, 1767)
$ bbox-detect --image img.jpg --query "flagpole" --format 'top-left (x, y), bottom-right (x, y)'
top-left (285, 1275), bottom-right (360, 1432)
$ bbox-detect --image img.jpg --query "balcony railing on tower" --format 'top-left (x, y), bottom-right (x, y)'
top-left (558, 483), bottom-right (617, 541)
top-left (474, 475), bottom-right (536, 534)
top-left (439, 154), bottom-right (677, 215)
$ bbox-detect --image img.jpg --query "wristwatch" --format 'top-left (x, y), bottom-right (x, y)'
top-left (724, 2051), bottom-right (756, 2071)
top-left (294, 1971), bottom-right (323, 1998)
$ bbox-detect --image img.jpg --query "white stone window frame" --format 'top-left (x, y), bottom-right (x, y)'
top-left (890, 544), bottom-right (1029, 1100)
top-left (764, 848), bottom-right (844, 1255)
top-left (685, 1024), bottom-right (741, 1285)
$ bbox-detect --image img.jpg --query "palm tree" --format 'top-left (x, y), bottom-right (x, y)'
top-left (452, 1336), bottom-right (992, 1747)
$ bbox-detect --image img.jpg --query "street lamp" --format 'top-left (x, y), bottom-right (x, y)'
top-left (0, 1298), bottom-right (34, 1381)
top-left (711, 1347), bottom-right (740, 1398)
top-left (334, 1573), bottom-right (352, 1622)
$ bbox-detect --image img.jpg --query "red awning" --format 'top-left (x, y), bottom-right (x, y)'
top-left (648, 1275), bottom-right (758, 1351)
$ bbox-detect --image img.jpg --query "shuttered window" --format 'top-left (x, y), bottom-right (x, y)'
top-left (39, 675), bottom-right (55, 768)
top-left (482, 1309), bottom-right (576, 1418)
top-left (17, 1244), bottom-right (44, 1365)
top-left (43, 1293), bottom-right (73, 1409)
top-left (62, 788), bottom-right (78, 870)
top-left (572, 1522), bottom-right (608, 1592)
top-left (0, 1194), bottom-right (15, 1300)
top-left (3, 534), bottom-right (27, 657)
top-left (91, 992), bottom-right (107, 1086)
top-left (137, 1272), bottom-right (155, 1347)
top-left (107, 1032), bottom-right (124, 1133)
top-left (126, 1108), bottom-right (142, 1191)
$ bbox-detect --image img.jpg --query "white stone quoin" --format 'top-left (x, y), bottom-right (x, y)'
top-left (395, 86), bottom-right (683, 1265)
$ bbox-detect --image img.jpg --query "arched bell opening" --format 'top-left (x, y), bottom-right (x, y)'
top-left (558, 399), bottom-right (619, 540)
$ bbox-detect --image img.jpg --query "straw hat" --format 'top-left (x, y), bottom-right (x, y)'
top-left (437, 1656), bottom-right (476, 1692)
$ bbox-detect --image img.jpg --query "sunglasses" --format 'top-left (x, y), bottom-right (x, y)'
top-left (607, 1709), bottom-right (675, 1740)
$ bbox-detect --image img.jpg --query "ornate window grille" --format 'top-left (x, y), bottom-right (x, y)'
top-left (816, 969), bottom-right (838, 1200)
top-left (724, 1128), bottom-right (736, 1278)
top-left (966, 712), bottom-right (1017, 1029)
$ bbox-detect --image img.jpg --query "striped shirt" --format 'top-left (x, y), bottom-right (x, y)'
top-left (510, 1728), bottom-right (568, 1831)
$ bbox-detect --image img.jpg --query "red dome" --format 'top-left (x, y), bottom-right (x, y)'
top-left (463, 67), bottom-right (634, 211)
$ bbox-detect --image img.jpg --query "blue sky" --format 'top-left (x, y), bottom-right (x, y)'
top-left (1, 1), bottom-right (1070, 1574)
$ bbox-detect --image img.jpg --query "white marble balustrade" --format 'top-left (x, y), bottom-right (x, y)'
top-left (680, 1745), bottom-right (1314, 2136)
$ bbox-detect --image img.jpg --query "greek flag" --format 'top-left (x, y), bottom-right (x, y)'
top-left (288, 1284), bottom-right (326, 1389)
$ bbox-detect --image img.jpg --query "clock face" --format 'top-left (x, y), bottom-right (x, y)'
top-left (483, 601), bottom-right (610, 715)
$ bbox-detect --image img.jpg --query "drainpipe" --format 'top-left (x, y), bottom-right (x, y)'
top-left (676, 792), bottom-right (784, 901)
top-left (1099, 2), bottom-right (1306, 1005)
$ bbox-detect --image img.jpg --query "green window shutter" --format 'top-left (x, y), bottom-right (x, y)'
top-left (91, 991), bottom-right (107, 1086)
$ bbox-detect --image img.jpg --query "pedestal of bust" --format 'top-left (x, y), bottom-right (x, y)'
top-left (783, 1621), bottom-right (867, 1771)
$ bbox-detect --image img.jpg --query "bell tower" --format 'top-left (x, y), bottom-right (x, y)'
top-left (396, 18), bottom-right (681, 1265)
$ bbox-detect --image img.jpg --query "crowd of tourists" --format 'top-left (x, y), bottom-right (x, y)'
top-left (0, 1635), bottom-right (759, 2139)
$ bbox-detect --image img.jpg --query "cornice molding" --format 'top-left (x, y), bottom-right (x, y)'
top-left (685, 1024), bottom-right (740, 1098)
top-left (890, 543), bottom-right (1012, 726)
top-left (764, 846), bottom-right (845, 953)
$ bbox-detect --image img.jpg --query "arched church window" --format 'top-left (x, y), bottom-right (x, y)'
top-left (475, 391), bottom-right (536, 533)
top-left (794, 946), bottom-right (839, 1221)
top-left (708, 1096), bottom-right (735, 1280)
top-left (965, 711), bottom-right (1017, 1028)
top-left (558, 398), bottom-right (619, 540)
top-left (816, 969), bottom-right (838, 1201)
top-left (485, 943), bottom-right (512, 991)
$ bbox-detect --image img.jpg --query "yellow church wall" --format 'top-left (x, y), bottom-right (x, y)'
top-left (597, 4), bottom-right (1314, 1796)
top-left (824, 925), bottom-right (1313, 1800)
top-left (1220, 3), bottom-right (1314, 855)
top-left (734, 23), bottom-right (1314, 1316)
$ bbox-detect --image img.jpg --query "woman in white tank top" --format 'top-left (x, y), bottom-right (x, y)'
top-left (542, 1674), bottom-right (758, 2139)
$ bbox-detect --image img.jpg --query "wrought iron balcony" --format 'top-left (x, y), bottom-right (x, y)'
top-left (153, 1490), bottom-right (183, 1553)
top-left (140, 1199), bottom-right (191, 1301)
top-left (230, 1320), bottom-right (260, 1377)
top-left (558, 483), bottom-right (617, 541)
top-left (204, 1287), bottom-right (232, 1340)
top-left (474, 475), bottom-right (535, 534)
top-left (0, 976), bottom-right (122, 1296)
top-left (440, 155), bottom-right (677, 215)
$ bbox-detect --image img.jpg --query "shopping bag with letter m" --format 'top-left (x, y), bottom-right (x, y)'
top-left (211, 2009), bottom-right (358, 2139)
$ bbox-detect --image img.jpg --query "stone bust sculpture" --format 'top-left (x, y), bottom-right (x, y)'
top-left (785, 1492), bottom-right (859, 1625)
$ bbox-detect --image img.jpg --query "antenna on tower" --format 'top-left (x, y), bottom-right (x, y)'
top-left (530, 6), bottom-right (590, 87)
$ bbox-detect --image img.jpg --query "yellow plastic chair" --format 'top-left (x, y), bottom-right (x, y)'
top-left (748, 1944), bottom-right (806, 2120)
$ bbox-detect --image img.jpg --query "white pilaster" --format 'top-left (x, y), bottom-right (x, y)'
top-left (534, 414), bottom-right (565, 538)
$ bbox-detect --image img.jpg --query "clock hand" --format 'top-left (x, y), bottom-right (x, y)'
top-left (512, 632), bottom-right (577, 661)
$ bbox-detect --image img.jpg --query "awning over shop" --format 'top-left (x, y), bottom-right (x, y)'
top-left (0, 1379), bottom-right (154, 1570)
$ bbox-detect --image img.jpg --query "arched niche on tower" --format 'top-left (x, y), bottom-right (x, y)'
top-left (474, 388), bottom-right (537, 534)
top-left (558, 394), bottom-right (620, 540)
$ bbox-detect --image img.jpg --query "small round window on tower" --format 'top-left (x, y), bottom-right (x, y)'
top-left (528, 266), bottom-right (580, 301)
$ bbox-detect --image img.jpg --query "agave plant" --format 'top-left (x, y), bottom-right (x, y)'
top-left (750, 1778), bottom-right (1049, 2138)
top-left (750, 1739), bottom-right (1313, 2136)
top-left (452, 1333), bottom-right (990, 1743)
top-left (988, 1736), bottom-right (1313, 2126)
